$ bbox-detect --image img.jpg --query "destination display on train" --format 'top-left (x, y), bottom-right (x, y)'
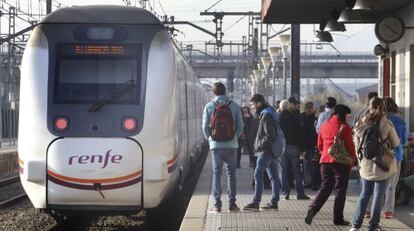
top-left (59, 44), bottom-right (140, 56)
top-left (74, 45), bottom-right (125, 55)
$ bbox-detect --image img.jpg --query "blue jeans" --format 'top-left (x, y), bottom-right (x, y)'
top-left (352, 178), bottom-right (389, 230)
top-left (211, 148), bottom-right (237, 208)
top-left (279, 145), bottom-right (306, 197)
top-left (252, 154), bottom-right (280, 206)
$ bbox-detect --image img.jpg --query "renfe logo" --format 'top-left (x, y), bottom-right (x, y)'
top-left (68, 150), bottom-right (123, 169)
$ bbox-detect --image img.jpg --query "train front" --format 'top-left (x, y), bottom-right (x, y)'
top-left (18, 6), bottom-right (167, 216)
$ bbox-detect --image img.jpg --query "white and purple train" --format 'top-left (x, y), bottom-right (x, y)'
top-left (18, 5), bottom-right (208, 218)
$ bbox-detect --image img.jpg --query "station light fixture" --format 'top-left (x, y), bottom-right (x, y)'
top-left (253, 70), bottom-right (261, 81)
top-left (314, 31), bottom-right (333, 43)
top-left (325, 19), bottom-right (346, 32)
top-left (353, 0), bottom-right (379, 10)
top-left (338, 9), bottom-right (380, 23)
top-left (278, 34), bottom-right (291, 46)
top-left (260, 56), bottom-right (272, 74)
top-left (268, 46), bottom-right (282, 64)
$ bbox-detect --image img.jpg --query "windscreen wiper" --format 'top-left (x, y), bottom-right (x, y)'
top-left (88, 79), bottom-right (135, 112)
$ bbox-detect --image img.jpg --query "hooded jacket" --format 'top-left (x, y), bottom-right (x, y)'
top-left (354, 116), bottom-right (400, 181)
top-left (318, 115), bottom-right (357, 166)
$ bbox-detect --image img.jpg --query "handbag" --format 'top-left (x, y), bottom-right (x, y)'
top-left (373, 138), bottom-right (394, 172)
top-left (328, 125), bottom-right (353, 165)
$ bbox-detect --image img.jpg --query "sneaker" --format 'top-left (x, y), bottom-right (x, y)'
top-left (261, 203), bottom-right (278, 210)
top-left (228, 203), bottom-right (240, 212)
top-left (364, 211), bottom-right (371, 219)
top-left (284, 194), bottom-right (290, 200)
top-left (369, 228), bottom-right (381, 231)
top-left (212, 205), bottom-right (221, 212)
top-left (305, 209), bottom-right (316, 225)
top-left (349, 228), bottom-right (359, 231)
top-left (243, 202), bottom-right (260, 211)
top-left (384, 211), bottom-right (393, 219)
top-left (297, 195), bottom-right (310, 200)
top-left (334, 220), bottom-right (350, 226)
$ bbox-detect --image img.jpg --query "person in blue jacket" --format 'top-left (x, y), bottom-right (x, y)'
top-left (382, 96), bottom-right (407, 219)
top-left (202, 82), bottom-right (243, 212)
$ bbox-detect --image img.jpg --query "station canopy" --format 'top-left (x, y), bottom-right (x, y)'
top-left (261, 0), bottom-right (412, 24)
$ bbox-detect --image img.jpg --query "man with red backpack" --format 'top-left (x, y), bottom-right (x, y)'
top-left (202, 82), bottom-right (243, 212)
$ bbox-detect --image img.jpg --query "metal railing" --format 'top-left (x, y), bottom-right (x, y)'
top-left (1, 109), bottom-right (18, 147)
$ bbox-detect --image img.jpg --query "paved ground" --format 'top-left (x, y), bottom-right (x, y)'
top-left (180, 153), bottom-right (413, 231)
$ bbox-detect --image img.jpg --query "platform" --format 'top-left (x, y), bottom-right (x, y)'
top-left (180, 152), bottom-right (413, 231)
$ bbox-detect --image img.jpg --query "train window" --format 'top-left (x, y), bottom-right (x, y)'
top-left (74, 25), bottom-right (128, 42)
top-left (54, 44), bottom-right (142, 105)
top-left (86, 27), bottom-right (115, 40)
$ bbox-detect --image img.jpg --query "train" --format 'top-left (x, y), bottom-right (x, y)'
top-left (18, 5), bottom-right (208, 219)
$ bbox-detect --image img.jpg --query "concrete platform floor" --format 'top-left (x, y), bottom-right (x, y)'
top-left (180, 152), bottom-right (413, 231)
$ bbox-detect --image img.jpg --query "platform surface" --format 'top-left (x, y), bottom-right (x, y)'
top-left (180, 152), bottom-right (413, 231)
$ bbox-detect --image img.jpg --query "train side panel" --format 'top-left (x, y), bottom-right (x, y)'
top-left (140, 30), bottom-right (179, 208)
top-left (18, 27), bottom-right (56, 208)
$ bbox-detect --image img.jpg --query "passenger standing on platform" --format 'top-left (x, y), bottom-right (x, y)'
top-left (202, 82), bottom-right (243, 212)
top-left (382, 97), bottom-right (407, 219)
top-left (243, 94), bottom-right (281, 210)
top-left (350, 97), bottom-right (400, 231)
top-left (305, 104), bottom-right (356, 226)
top-left (352, 92), bottom-right (378, 128)
top-left (315, 97), bottom-right (337, 134)
top-left (300, 102), bottom-right (319, 190)
top-left (279, 99), bottom-right (310, 200)
top-left (237, 106), bottom-right (255, 168)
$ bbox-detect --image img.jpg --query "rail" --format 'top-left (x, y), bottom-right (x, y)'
top-left (0, 175), bottom-right (27, 208)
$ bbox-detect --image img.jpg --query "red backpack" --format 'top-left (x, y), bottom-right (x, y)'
top-left (209, 101), bottom-right (235, 141)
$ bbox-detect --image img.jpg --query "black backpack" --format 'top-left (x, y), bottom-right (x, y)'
top-left (358, 121), bottom-right (381, 160)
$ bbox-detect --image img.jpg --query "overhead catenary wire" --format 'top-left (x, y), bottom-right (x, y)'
top-left (223, 15), bottom-right (247, 33)
top-left (157, 0), bottom-right (166, 15)
top-left (204, 0), bottom-right (223, 12)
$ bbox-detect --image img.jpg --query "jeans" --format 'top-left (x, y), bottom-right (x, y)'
top-left (309, 163), bottom-right (350, 223)
top-left (383, 162), bottom-right (401, 213)
top-left (252, 154), bottom-right (280, 206)
top-left (352, 178), bottom-right (389, 230)
top-left (279, 145), bottom-right (306, 196)
top-left (211, 148), bottom-right (237, 207)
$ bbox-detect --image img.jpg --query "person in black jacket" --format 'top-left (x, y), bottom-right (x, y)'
top-left (300, 102), bottom-right (320, 191)
top-left (237, 106), bottom-right (255, 168)
top-left (279, 99), bottom-right (310, 200)
top-left (243, 94), bottom-right (281, 210)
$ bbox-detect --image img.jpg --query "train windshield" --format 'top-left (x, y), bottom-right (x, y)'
top-left (54, 44), bottom-right (142, 105)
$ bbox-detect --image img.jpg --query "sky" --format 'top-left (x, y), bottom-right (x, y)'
top-left (54, 0), bottom-right (379, 53)
top-left (0, 0), bottom-right (379, 53)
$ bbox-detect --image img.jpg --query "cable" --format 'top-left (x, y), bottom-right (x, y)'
top-left (223, 15), bottom-right (247, 32)
top-left (204, 0), bottom-right (223, 12)
top-left (157, 0), bottom-right (166, 15)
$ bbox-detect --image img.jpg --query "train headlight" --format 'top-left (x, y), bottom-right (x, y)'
top-left (54, 117), bottom-right (69, 131)
top-left (122, 117), bottom-right (137, 132)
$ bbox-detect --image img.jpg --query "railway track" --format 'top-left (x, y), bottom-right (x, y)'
top-left (0, 175), bottom-right (28, 208)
